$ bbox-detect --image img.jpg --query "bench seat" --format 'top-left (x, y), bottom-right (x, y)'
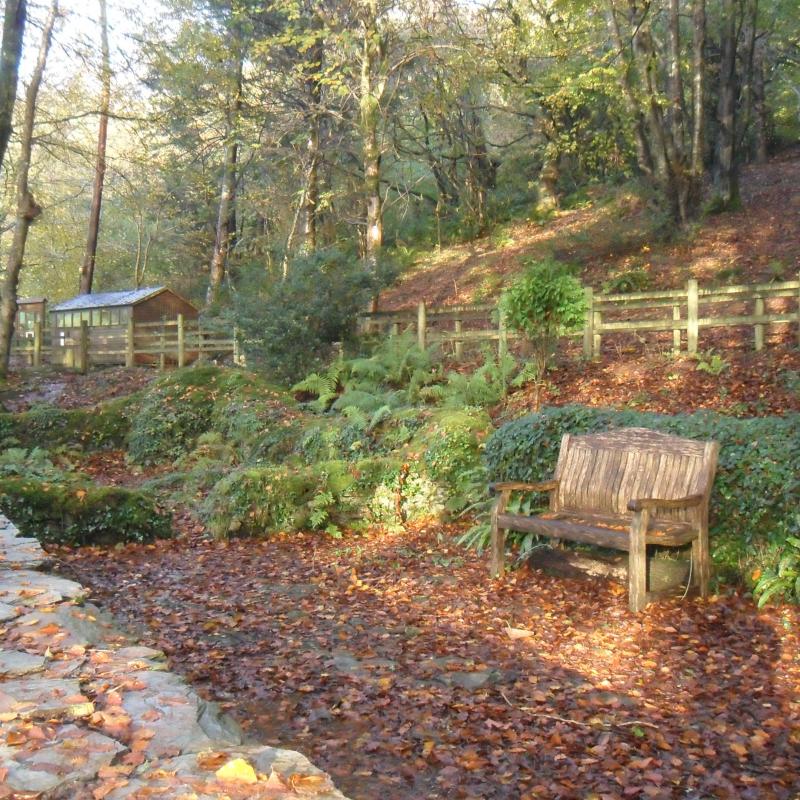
top-left (495, 510), bottom-right (698, 550)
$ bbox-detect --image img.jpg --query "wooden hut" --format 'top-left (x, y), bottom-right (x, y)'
top-left (49, 286), bottom-right (198, 366)
top-left (15, 297), bottom-right (47, 340)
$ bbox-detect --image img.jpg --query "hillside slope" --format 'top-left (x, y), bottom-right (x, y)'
top-left (380, 148), bottom-right (800, 311)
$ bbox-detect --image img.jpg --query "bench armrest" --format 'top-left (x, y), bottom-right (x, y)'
top-left (627, 494), bottom-right (704, 512)
top-left (489, 479), bottom-right (559, 496)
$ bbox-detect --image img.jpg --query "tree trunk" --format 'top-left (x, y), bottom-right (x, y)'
top-left (0, 0), bottom-right (26, 175)
top-left (78, 0), bottom-right (111, 294)
top-left (714, 0), bottom-right (740, 207)
top-left (0, 0), bottom-right (57, 376)
top-left (206, 56), bottom-right (243, 306)
top-left (737, 0), bottom-right (758, 162)
top-left (666, 0), bottom-right (686, 151)
top-left (303, 35), bottom-right (323, 252)
top-left (360, 0), bottom-right (387, 272)
top-left (690, 0), bottom-right (706, 179)
top-left (605, 4), bottom-right (654, 176)
top-left (752, 41), bottom-right (768, 163)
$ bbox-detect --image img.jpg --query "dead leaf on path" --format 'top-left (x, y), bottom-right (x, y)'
top-left (215, 757), bottom-right (258, 784)
top-left (285, 772), bottom-right (333, 794)
top-left (505, 626), bottom-right (535, 640)
top-left (197, 751), bottom-right (230, 770)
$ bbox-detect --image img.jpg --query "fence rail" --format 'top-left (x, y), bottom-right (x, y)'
top-left (11, 314), bottom-right (238, 373)
top-left (359, 276), bottom-right (800, 359)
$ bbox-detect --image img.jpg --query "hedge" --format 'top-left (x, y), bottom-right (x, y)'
top-left (483, 405), bottom-right (800, 578)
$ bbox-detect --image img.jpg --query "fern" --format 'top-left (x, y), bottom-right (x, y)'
top-left (367, 405), bottom-right (393, 432)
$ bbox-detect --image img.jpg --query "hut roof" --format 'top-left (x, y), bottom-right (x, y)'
top-left (19, 297), bottom-right (47, 305)
top-left (51, 287), bottom-right (168, 312)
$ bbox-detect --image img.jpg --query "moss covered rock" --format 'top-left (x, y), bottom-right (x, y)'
top-left (0, 477), bottom-right (172, 546)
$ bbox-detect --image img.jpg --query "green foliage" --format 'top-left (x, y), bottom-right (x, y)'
top-left (0, 477), bottom-right (171, 546)
top-left (501, 259), bottom-right (586, 404)
top-left (418, 409), bottom-right (491, 513)
top-left (482, 405), bottom-right (800, 583)
top-left (234, 249), bottom-right (391, 384)
top-left (754, 533), bottom-right (800, 606)
top-left (127, 366), bottom-right (295, 466)
top-left (502, 258), bottom-right (587, 343)
top-left (0, 399), bottom-right (131, 451)
top-left (602, 268), bottom-right (651, 294)
top-left (693, 349), bottom-right (729, 376)
top-left (0, 448), bottom-right (73, 481)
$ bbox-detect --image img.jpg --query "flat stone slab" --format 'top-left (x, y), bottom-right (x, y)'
top-left (0, 601), bottom-right (20, 622)
top-left (0, 724), bottom-right (124, 793)
top-left (118, 670), bottom-right (242, 758)
top-left (6, 603), bottom-right (126, 653)
top-left (0, 570), bottom-right (85, 607)
top-left (0, 515), bottom-right (46, 568)
top-left (103, 746), bottom-right (348, 800)
top-left (0, 649), bottom-right (46, 677)
top-left (0, 676), bottom-right (93, 721)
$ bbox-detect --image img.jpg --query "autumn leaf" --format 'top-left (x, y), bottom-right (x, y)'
top-left (215, 758), bottom-right (258, 784)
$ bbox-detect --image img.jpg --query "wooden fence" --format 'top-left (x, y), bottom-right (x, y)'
top-left (11, 314), bottom-right (238, 373)
top-left (359, 276), bottom-right (800, 359)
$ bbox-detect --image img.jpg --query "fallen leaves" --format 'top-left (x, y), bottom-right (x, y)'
top-left (61, 522), bottom-right (800, 800)
top-left (215, 757), bottom-right (258, 784)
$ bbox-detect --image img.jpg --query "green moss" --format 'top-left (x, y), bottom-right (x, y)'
top-left (0, 398), bottom-right (132, 451)
top-left (0, 477), bottom-right (172, 546)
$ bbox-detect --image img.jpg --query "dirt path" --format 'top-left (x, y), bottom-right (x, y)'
top-left (58, 524), bottom-right (800, 800)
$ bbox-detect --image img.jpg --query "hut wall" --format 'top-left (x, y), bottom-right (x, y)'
top-left (133, 291), bottom-right (198, 323)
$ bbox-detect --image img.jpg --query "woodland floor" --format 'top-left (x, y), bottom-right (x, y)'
top-left (57, 515), bottom-right (800, 800)
top-left (380, 147), bottom-right (800, 310)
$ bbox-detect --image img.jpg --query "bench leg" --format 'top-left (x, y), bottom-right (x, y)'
top-left (489, 490), bottom-right (510, 577)
top-left (691, 523), bottom-right (710, 599)
top-left (490, 525), bottom-right (506, 577)
top-left (629, 510), bottom-right (649, 613)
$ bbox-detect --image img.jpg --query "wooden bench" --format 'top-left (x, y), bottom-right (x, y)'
top-left (489, 428), bottom-right (719, 612)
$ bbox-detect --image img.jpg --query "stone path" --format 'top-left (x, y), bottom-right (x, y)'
top-left (0, 514), bottom-right (349, 799)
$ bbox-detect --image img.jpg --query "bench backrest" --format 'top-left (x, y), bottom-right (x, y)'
top-left (553, 428), bottom-right (719, 524)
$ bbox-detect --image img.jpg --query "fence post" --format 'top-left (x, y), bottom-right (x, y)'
top-left (33, 321), bottom-right (42, 367)
top-left (687, 279), bottom-right (699, 354)
top-left (126, 317), bottom-right (135, 367)
top-left (497, 298), bottom-right (508, 361)
top-left (454, 319), bottom-right (463, 361)
top-left (390, 321), bottom-right (399, 338)
top-left (753, 294), bottom-right (764, 351)
top-left (672, 305), bottom-right (681, 354)
top-left (592, 307), bottom-right (602, 358)
top-left (582, 287), bottom-right (594, 359)
top-left (417, 301), bottom-right (427, 350)
top-left (177, 314), bottom-right (186, 368)
top-left (158, 318), bottom-right (166, 371)
top-left (79, 321), bottom-right (89, 375)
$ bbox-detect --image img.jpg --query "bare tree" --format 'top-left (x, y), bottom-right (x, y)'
top-left (0, 0), bottom-right (59, 375)
top-left (79, 0), bottom-right (111, 294)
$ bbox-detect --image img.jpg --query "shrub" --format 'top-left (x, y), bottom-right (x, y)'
top-left (482, 405), bottom-right (800, 583)
top-left (0, 399), bottom-right (131, 451)
top-left (202, 460), bottom-right (362, 539)
top-left (754, 532), bottom-right (800, 606)
top-left (235, 249), bottom-right (389, 384)
top-left (500, 258), bottom-right (586, 406)
top-left (418, 409), bottom-right (492, 513)
top-left (0, 478), bottom-right (172, 546)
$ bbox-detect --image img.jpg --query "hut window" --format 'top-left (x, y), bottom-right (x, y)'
top-left (82, 311), bottom-right (90, 323)
top-left (110, 309), bottom-right (120, 325)
top-left (119, 307), bottom-right (130, 322)
top-left (91, 309), bottom-right (101, 325)
top-left (100, 309), bottom-right (111, 325)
